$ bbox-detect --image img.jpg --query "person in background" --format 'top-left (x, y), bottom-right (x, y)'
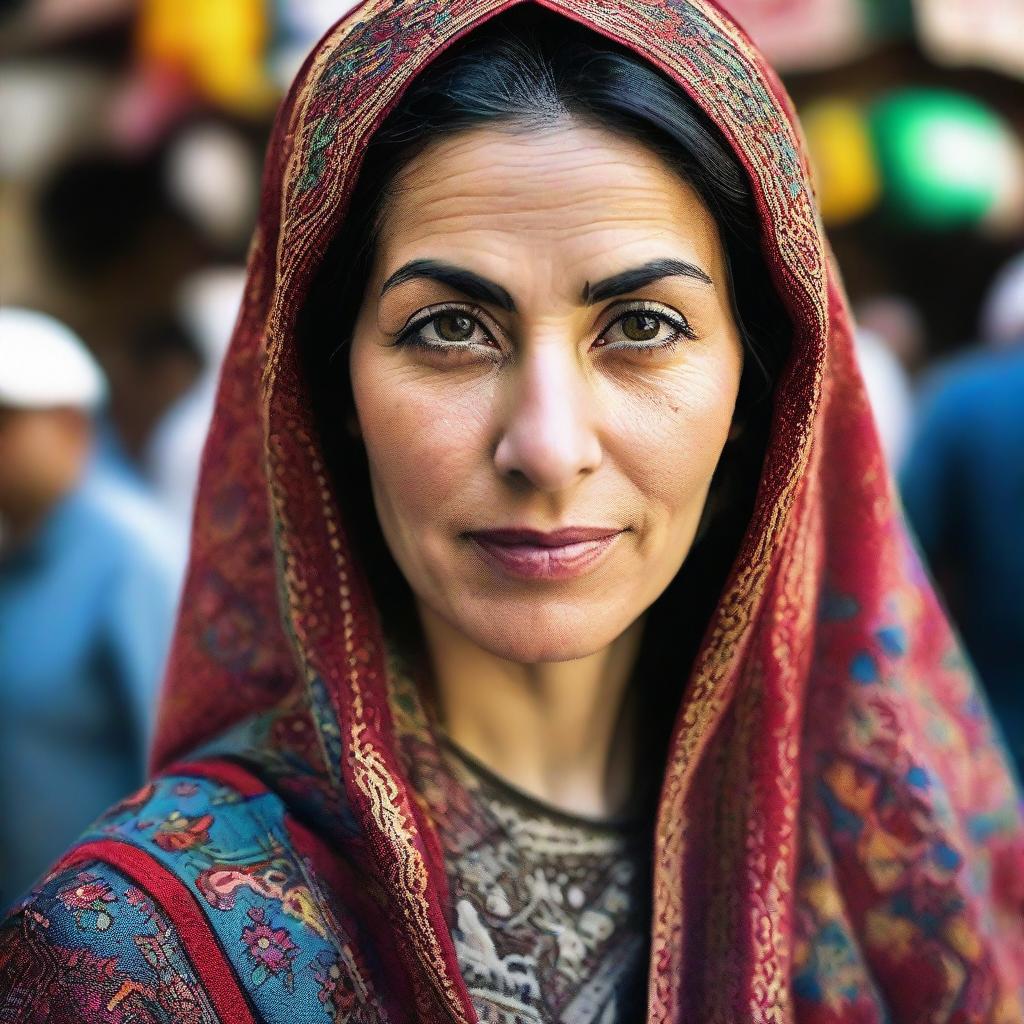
top-left (0, 308), bottom-right (180, 909)
top-left (853, 324), bottom-right (914, 467)
top-left (145, 266), bottom-right (246, 536)
top-left (855, 293), bottom-right (927, 377)
top-left (900, 253), bottom-right (1024, 775)
top-left (981, 251), bottom-right (1024, 352)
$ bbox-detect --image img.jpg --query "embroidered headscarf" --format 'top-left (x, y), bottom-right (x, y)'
top-left (137, 0), bottom-right (1024, 1020)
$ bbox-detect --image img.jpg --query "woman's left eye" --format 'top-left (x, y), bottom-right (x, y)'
top-left (597, 308), bottom-right (695, 352)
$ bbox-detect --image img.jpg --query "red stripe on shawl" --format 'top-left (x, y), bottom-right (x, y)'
top-left (51, 839), bottom-right (257, 1024)
top-left (163, 758), bottom-right (270, 797)
top-left (168, 758), bottom-right (431, 1015)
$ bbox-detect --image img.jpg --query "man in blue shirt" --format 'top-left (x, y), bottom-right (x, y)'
top-left (900, 259), bottom-right (1024, 777)
top-left (0, 309), bottom-right (180, 907)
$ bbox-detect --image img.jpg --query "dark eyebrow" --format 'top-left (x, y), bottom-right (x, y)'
top-left (582, 258), bottom-right (713, 304)
top-left (380, 259), bottom-right (516, 312)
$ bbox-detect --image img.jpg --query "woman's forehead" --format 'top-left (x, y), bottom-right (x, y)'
top-left (375, 122), bottom-right (727, 289)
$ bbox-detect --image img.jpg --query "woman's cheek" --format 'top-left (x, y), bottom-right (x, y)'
top-left (360, 373), bottom-right (488, 520)
top-left (618, 356), bottom-right (736, 459)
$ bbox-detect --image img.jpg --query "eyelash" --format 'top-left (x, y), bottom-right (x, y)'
top-left (394, 304), bottom-right (497, 357)
top-left (392, 301), bottom-right (696, 357)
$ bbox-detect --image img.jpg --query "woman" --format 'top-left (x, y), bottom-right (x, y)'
top-left (2, 1), bottom-right (1022, 1021)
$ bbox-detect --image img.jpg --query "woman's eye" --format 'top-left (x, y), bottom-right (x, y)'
top-left (434, 313), bottom-right (476, 342)
top-left (621, 313), bottom-right (661, 341)
top-left (395, 308), bottom-right (497, 353)
top-left (598, 308), bottom-right (694, 351)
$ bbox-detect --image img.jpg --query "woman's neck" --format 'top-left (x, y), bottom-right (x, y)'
top-left (415, 602), bottom-right (648, 821)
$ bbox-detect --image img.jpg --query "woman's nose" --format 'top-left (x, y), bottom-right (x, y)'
top-left (492, 342), bottom-right (603, 492)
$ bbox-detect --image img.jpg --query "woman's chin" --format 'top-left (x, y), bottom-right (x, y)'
top-left (448, 601), bottom-right (633, 665)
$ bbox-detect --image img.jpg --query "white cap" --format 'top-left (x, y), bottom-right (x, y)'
top-left (0, 307), bottom-right (108, 412)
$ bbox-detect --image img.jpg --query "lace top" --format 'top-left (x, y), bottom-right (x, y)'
top-left (426, 735), bottom-right (654, 1024)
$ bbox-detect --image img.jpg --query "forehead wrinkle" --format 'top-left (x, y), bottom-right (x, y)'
top-left (386, 177), bottom-right (713, 254)
top-left (394, 161), bottom-right (690, 211)
top-left (387, 213), bottom-right (696, 252)
top-left (375, 123), bottom-right (729, 302)
top-left (402, 152), bottom-right (656, 196)
top-left (384, 185), bottom-right (711, 252)
top-left (387, 127), bottom-right (701, 218)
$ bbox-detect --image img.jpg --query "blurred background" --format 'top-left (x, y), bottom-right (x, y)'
top-left (1, 0), bottom-right (1022, 908)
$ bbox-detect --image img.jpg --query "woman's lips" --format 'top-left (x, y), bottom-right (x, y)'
top-left (467, 527), bottom-right (624, 580)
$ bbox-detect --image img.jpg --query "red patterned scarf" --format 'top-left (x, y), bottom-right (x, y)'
top-left (148, 0), bottom-right (1024, 1020)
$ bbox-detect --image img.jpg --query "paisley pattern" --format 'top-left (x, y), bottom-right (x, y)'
top-left (0, 862), bottom-right (220, 1024)
top-left (1, 766), bottom-right (396, 1023)
top-left (3, 0), bottom-right (1024, 1021)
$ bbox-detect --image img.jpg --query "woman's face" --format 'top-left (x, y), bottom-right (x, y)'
top-left (349, 121), bottom-right (744, 663)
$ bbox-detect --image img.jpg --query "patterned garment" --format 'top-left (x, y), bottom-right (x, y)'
top-left (2, 0), bottom-right (1024, 1021)
top-left (0, 656), bottom-right (651, 1024)
top-left (1, 861), bottom-right (220, 1023)
top-left (430, 738), bottom-right (653, 1023)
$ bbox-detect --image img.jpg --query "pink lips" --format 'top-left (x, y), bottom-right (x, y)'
top-left (467, 526), bottom-right (624, 580)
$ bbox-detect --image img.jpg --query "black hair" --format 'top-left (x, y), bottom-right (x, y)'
top-left (298, 6), bottom-right (791, 788)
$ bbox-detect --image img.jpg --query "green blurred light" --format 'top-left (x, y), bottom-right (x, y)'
top-left (869, 89), bottom-right (1014, 229)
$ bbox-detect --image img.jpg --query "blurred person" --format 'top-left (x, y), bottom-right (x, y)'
top-left (145, 266), bottom-right (245, 534)
top-left (981, 250), bottom-right (1024, 349)
top-left (851, 290), bottom-right (924, 472)
top-left (853, 324), bottom-right (914, 467)
top-left (0, 308), bottom-right (179, 909)
top-left (900, 253), bottom-right (1024, 772)
top-left (855, 293), bottom-right (927, 376)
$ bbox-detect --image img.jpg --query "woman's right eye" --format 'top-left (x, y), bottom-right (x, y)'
top-left (430, 312), bottom-right (478, 342)
top-left (395, 307), bottom-right (499, 355)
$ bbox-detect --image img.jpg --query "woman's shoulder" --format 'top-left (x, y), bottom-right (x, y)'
top-left (0, 857), bottom-right (221, 1023)
top-left (0, 759), bottom-right (389, 1023)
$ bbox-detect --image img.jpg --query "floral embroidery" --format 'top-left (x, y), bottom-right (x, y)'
top-left (1, 861), bottom-right (221, 1022)
top-left (242, 906), bottom-right (298, 989)
top-left (103, 781), bottom-right (156, 819)
top-left (312, 951), bottom-right (358, 1018)
top-left (123, 885), bottom-right (155, 916)
top-left (153, 810), bottom-right (215, 851)
top-left (57, 871), bottom-right (118, 931)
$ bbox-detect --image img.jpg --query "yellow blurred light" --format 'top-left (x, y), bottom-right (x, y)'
top-left (802, 98), bottom-right (882, 226)
top-left (137, 0), bottom-right (276, 114)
